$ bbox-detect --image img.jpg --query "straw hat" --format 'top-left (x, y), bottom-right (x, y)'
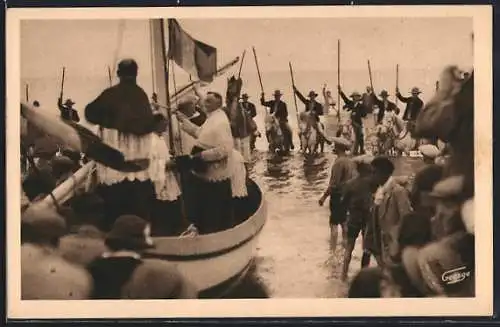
top-left (106, 215), bottom-right (154, 250)
top-left (418, 144), bottom-right (440, 159)
top-left (429, 175), bottom-right (464, 199)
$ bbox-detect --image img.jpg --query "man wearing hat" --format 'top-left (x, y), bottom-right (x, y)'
top-left (319, 137), bottom-right (357, 252)
top-left (85, 58), bottom-right (167, 229)
top-left (260, 90), bottom-right (294, 150)
top-left (338, 86), bottom-right (368, 155)
top-left (57, 97), bottom-right (80, 123)
top-left (293, 86), bottom-right (330, 146)
top-left (372, 90), bottom-right (398, 125)
top-left (87, 214), bottom-right (197, 299)
top-left (396, 86), bottom-right (424, 125)
top-left (239, 93), bottom-right (260, 152)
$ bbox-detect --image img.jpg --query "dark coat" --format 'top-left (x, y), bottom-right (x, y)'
top-left (339, 91), bottom-right (368, 126)
top-left (87, 256), bottom-right (197, 299)
top-left (58, 105), bottom-right (81, 122)
top-left (85, 81), bottom-right (157, 136)
top-left (294, 89), bottom-right (324, 120)
top-left (260, 98), bottom-right (289, 121)
top-left (396, 93), bottom-right (424, 121)
top-left (240, 101), bottom-right (257, 118)
top-left (372, 95), bottom-right (398, 124)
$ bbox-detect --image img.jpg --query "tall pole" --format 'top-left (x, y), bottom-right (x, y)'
top-left (160, 19), bottom-right (175, 155)
top-left (237, 49), bottom-right (246, 79)
top-left (252, 47), bottom-right (264, 94)
top-left (395, 64), bottom-right (399, 107)
top-left (289, 62), bottom-right (300, 129)
top-left (337, 39), bottom-right (341, 124)
top-left (367, 60), bottom-right (374, 92)
top-left (25, 84), bottom-right (29, 102)
top-left (107, 66), bottom-right (112, 86)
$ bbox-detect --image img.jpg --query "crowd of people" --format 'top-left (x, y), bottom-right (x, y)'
top-left (319, 66), bottom-right (474, 298)
top-left (20, 56), bottom-right (474, 300)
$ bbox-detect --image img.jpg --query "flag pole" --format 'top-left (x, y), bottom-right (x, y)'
top-left (161, 18), bottom-right (189, 227)
top-left (159, 19), bottom-right (175, 155)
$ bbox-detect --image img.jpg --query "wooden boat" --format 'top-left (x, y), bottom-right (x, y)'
top-left (24, 18), bottom-right (268, 298)
top-left (36, 159), bottom-right (267, 298)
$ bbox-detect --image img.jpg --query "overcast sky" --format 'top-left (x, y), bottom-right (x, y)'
top-left (21, 17), bottom-right (473, 80)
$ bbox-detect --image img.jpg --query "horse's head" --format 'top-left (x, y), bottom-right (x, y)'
top-left (226, 76), bottom-right (243, 104)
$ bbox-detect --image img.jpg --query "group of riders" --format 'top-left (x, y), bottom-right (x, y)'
top-left (216, 81), bottom-right (426, 158)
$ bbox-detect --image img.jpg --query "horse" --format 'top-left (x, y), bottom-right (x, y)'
top-left (298, 111), bottom-right (319, 155)
top-left (264, 113), bottom-right (285, 154)
top-left (335, 119), bottom-right (356, 154)
top-left (390, 114), bottom-right (417, 156)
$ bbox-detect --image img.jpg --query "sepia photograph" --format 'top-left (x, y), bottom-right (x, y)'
top-left (6, 5), bottom-right (492, 319)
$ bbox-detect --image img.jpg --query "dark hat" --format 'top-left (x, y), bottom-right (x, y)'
top-left (33, 101), bottom-right (40, 107)
top-left (241, 93), bottom-right (249, 99)
top-left (411, 87), bottom-right (422, 94)
top-left (51, 155), bottom-right (75, 179)
top-left (379, 90), bottom-right (389, 97)
top-left (117, 58), bottom-right (139, 77)
top-left (308, 90), bottom-right (318, 98)
top-left (429, 175), bottom-right (464, 199)
top-left (371, 156), bottom-right (395, 175)
top-left (64, 99), bottom-right (75, 106)
top-left (21, 204), bottom-right (67, 243)
top-left (413, 164), bottom-right (444, 193)
top-left (350, 91), bottom-right (361, 98)
top-left (331, 136), bottom-right (352, 150)
top-left (106, 215), bottom-right (154, 250)
top-left (273, 90), bottom-right (283, 96)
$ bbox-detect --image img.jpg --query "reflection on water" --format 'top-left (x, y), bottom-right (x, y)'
top-left (223, 116), bottom-right (425, 299)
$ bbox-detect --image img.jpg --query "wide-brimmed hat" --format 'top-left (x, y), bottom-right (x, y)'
top-left (350, 91), bottom-right (361, 98)
top-left (273, 90), bottom-right (283, 96)
top-left (308, 91), bottom-right (318, 98)
top-left (64, 99), bottom-right (75, 106)
top-left (106, 214), bottom-right (154, 250)
top-left (418, 144), bottom-right (440, 159)
top-left (379, 90), bottom-right (389, 97)
top-left (21, 204), bottom-right (67, 243)
top-left (241, 93), bottom-right (249, 99)
top-left (429, 175), bottom-right (464, 200)
top-left (411, 87), bottom-right (422, 94)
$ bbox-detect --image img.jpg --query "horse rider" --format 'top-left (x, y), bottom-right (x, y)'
top-left (293, 86), bottom-right (330, 145)
top-left (396, 87), bottom-right (423, 130)
top-left (372, 90), bottom-right (399, 125)
top-left (338, 86), bottom-right (368, 155)
top-left (362, 86), bottom-right (377, 128)
top-left (260, 90), bottom-right (295, 150)
top-left (240, 93), bottom-right (261, 151)
top-left (57, 98), bottom-right (80, 123)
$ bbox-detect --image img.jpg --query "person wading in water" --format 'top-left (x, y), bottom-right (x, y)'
top-left (319, 137), bottom-right (357, 251)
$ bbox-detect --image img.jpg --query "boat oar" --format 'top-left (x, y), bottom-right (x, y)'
top-left (20, 102), bottom-right (149, 173)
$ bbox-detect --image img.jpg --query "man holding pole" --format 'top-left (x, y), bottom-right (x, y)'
top-left (338, 86), bottom-right (368, 155)
top-left (260, 90), bottom-right (295, 150)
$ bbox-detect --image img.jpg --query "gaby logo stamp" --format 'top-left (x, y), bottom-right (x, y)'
top-left (442, 266), bottom-right (471, 285)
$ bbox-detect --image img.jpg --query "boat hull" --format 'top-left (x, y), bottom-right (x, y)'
top-left (144, 179), bottom-right (267, 296)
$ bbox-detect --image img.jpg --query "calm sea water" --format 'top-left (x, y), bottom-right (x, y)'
top-left (20, 75), bottom-right (425, 298)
